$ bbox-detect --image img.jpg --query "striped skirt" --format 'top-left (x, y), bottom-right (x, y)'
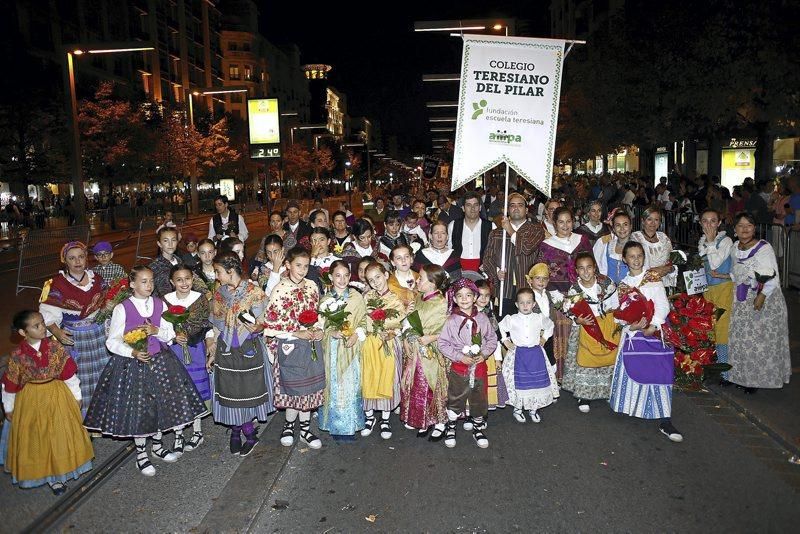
top-left (609, 333), bottom-right (673, 419)
top-left (63, 319), bottom-right (111, 416)
top-left (170, 341), bottom-right (211, 401)
top-left (212, 337), bottom-right (275, 426)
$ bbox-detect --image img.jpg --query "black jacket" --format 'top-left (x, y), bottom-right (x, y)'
top-left (449, 217), bottom-right (492, 258)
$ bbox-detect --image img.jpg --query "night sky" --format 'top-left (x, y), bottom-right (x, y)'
top-left (260, 1), bottom-right (550, 155)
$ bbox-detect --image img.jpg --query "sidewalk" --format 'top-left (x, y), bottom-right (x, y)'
top-left (706, 288), bottom-right (800, 457)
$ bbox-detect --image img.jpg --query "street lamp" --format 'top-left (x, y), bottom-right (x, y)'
top-left (63, 42), bottom-right (154, 225)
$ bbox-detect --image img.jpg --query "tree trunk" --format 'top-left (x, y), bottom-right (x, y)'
top-left (684, 139), bottom-right (697, 179)
top-left (754, 121), bottom-right (774, 183)
top-left (708, 136), bottom-right (722, 179)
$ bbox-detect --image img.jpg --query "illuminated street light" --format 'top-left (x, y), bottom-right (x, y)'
top-left (426, 101), bottom-right (458, 108)
top-left (63, 41), bottom-right (155, 225)
top-left (431, 127), bottom-right (455, 132)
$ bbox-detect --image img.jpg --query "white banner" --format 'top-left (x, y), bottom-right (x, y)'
top-left (451, 35), bottom-right (566, 197)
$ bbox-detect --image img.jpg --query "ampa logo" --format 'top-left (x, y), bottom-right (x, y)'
top-left (488, 130), bottom-right (522, 145)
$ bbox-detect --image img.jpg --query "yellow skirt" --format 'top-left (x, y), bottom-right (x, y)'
top-left (576, 313), bottom-right (620, 368)
top-left (7, 380), bottom-right (93, 483)
top-left (486, 357), bottom-right (498, 407)
top-left (704, 281), bottom-right (733, 345)
top-left (361, 336), bottom-right (396, 400)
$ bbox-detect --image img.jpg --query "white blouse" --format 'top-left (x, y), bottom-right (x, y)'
top-left (106, 296), bottom-right (176, 358)
top-left (631, 231), bottom-right (677, 287)
top-left (698, 232), bottom-right (733, 271)
top-left (498, 312), bottom-right (554, 348)
top-left (730, 240), bottom-right (780, 297)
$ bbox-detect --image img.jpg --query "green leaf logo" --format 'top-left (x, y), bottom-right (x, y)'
top-left (471, 99), bottom-right (487, 119)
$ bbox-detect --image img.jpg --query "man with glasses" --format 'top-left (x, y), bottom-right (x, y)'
top-left (482, 192), bottom-right (545, 317)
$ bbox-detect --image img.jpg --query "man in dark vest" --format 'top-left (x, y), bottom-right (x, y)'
top-left (283, 200), bottom-right (312, 244)
top-left (448, 191), bottom-right (492, 273)
top-left (208, 195), bottom-right (248, 244)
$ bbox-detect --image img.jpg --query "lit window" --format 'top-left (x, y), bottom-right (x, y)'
top-left (229, 64), bottom-right (240, 80)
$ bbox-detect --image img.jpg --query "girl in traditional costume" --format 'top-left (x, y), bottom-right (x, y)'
top-left (360, 261), bottom-right (409, 440)
top-left (726, 212), bottom-right (791, 393)
top-left (2, 311), bottom-right (93, 495)
top-left (39, 241), bottom-right (109, 416)
top-left (164, 265), bottom-right (212, 453)
top-left (437, 278), bottom-right (499, 449)
top-left (609, 242), bottom-right (683, 443)
top-left (697, 208), bottom-right (734, 383)
top-left (318, 260), bottom-right (367, 441)
top-left (399, 264), bottom-right (449, 440)
top-left (84, 266), bottom-right (208, 475)
top-left (388, 244), bottom-right (419, 307)
top-left (475, 279), bottom-right (508, 412)
top-left (562, 252), bottom-right (619, 413)
top-left (192, 238), bottom-right (218, 300)
top-left (593, 210), bottom-right (632, 285)
top-left (499, 288), bottom-right (555, 424)
top-left (262, 247), bottom-right (326, 450)
top-left (207, 252), bottom-right (275, 457)
top-left (535, 207), bottom-right (592, 381)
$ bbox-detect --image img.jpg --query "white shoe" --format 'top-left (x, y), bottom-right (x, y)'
top-left (462, 418), bottom-right (474, 431)
top-left (444, 422), bottom-right (457, 448)
top-left (379, 419), bottom-right (392, 440)
top-left (512, 409), bottom-right (526, 423)
top-left (578, 400), bottom-right (591, 413)
top-left (404, 423), bottom-right (415, 431)
top-left (360, 416), bottom-right (376, 437)
top-left (136, 457), bottom-right (156, 477)
top-left (529, 410), bottom-right (541, 423)
top-left (472, 429), bottom-right (489, 449)
top-left (152, 449), bottom-right (179, 463)
top-left (280, 421), bottom-right (295, 447)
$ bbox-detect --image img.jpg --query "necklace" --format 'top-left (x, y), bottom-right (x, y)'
top-left (67, 270), bottom-right (87, 285)
top-left (642, 231), bottom-right (658, 242)
top-left (738, 238), bottom-right (756, 250)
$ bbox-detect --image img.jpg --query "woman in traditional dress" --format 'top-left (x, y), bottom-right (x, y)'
top-left (266, 210), bottom-right (296, 251)
top-left (192, 238), bottom-right (218, 300)
top-left (561, 252), bottom-right (619, 414)
top-left (536, 207), bottom-right (592, 380)
top-left (262, 246), bottom-right (326, 449)
top-left (399, 264), bottom-right (449, 440)
top-left (697, 208), bottom-right (734, 383)
top-left (609, 242), bottom-right (683, 443)
top-left (341, 219), bottom-right (388, 272)
top-left (2, 310), bottom-right (93, 494)
top-left (412, 221), bottom-right (462, 281)
top-left (631, 204), bottom-right (677, 289)
top-left (575, 200), bottom-right (610, 246)
top-left (310, 227), bottom-right (337, 270)
top-left (593, 209), bottom-right (633, 285)
top-left (318, 260), bottom-right (367, 441)
top-left (39, 241), bottom-right (109, 415)
top-left (164, 265), bottom-right (212, 453)
top-left (207, 253), bottom-right (274, 457)
top-left (361, 261), bottom-right (409, 440)
top-left (725, 212), bottom-right (791, 393)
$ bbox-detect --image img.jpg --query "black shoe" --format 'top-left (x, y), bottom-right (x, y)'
top-left (719, 378), bottom-right (732, 387)
top-left (428, 425), bottom-right (446, 442)
top-left (743, 387), bottom-right (758, 394)
top-left (417, 427), bottom-right (431, 438)
top-left (239, 437), bottom-right (259, 457)
top-left (229, 428), bottom-right (242, 455)
top-left (50, 482), bottom-right (67, 496)
top-left (659, 421), bottom-right (684, 443)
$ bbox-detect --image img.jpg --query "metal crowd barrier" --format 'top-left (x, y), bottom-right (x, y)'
top-left (628, 205), bottom-right (797, 289)
top-left (16, 225), bottom-right (91, 294)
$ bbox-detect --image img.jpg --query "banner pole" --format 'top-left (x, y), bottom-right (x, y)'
top-left (498, 162), bottom-right (511, 316)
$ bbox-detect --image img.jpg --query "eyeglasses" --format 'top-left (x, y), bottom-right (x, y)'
top-left (95, 252), bottom-right (111, 258)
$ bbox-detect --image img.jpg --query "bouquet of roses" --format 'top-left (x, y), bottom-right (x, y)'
top-left (123, 327), bottom-right (150, 364)
top-left (298, 309), bottom-right (321, 361)
top-left (662, 293), bottom-right (729, 388)
top-left (162, 305), bottom-right (191, 364)
top-left (613, 286), bottom-right (655, 329)
top-left (462, 332), bottom-right (482, 388)
top-left (367, 297), bottom-right (400, 356)
top-left (319, 294), bottom-right (351, 333)
top-left (94, 278), bottom-right (131, 324)
top-left (566, 297), bottom-right (618, 350)
top-left (318, 267), bottom-right (332, 288)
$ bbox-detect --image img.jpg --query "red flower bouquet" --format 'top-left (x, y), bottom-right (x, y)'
top-left (613, 287), bottom-right (655, 328)
top-left (162, 305), bottom-right (191, 364)
top-left (569, 298), bottom-right (618, 350)
top-left (662, 293), bottom-right (730, 388)
top-left (94, 278), bottom-right (131, 324)
top-left (366, 297), bottom-right (400, 356)
top-left (298, 309), bottom-right (320, 360)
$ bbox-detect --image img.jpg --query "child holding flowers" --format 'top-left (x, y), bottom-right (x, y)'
top-left (361, 261), bottom-right (408, 440)
top-left (318, 260), bottom-right (368, 441)
top-left (84, 266), bottom-right (207, 476)
top-left (400, 264), bottom-right (449, 440)
top-left (437, 278), bottom-right (498, 449)
top-left (262, 247), bottom-right (326, 450)
top-left (387, 244), bottom-right (419, 307)
top-left (608, 242), bottom-right (682, 443)
top-left (164, 265), bottom-right (212, 454)
top-left (562, 252), bottom-right (620, 414)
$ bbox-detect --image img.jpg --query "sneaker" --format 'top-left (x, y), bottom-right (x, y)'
top-left (529, 410), bottom-right (541, 423)
top-left (280, 421), bottom-right (295, 447)
top-left (512, 409), bottom-right (526, 423)
top-left (184, 432), bottom-right (204, 452)
top-left (360, 415), bottom-right (376, 437)
top-left (379, 419), bottom-right (392, 440)
top-left (578, 399), bottom-right (590, 414)
top-left (462, 417), bottom-right (474, 431)
top-left (659, 421), bottom-right (684, 443)
top-left (136, 456), bottom-right (156, 477)
top-left (50, 482), bottom-right (67, 496)
top-left (444, 421), bottom-right (457, 448)
top-left (472, 428), bottom-right (489, 449)
top-left (239, 437), bottom-right (259, 457)
top-left (151, 444), bottom-right (179, 463)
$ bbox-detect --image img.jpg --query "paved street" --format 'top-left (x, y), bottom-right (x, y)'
top-left (1, 216), bottom-right (799, 533)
